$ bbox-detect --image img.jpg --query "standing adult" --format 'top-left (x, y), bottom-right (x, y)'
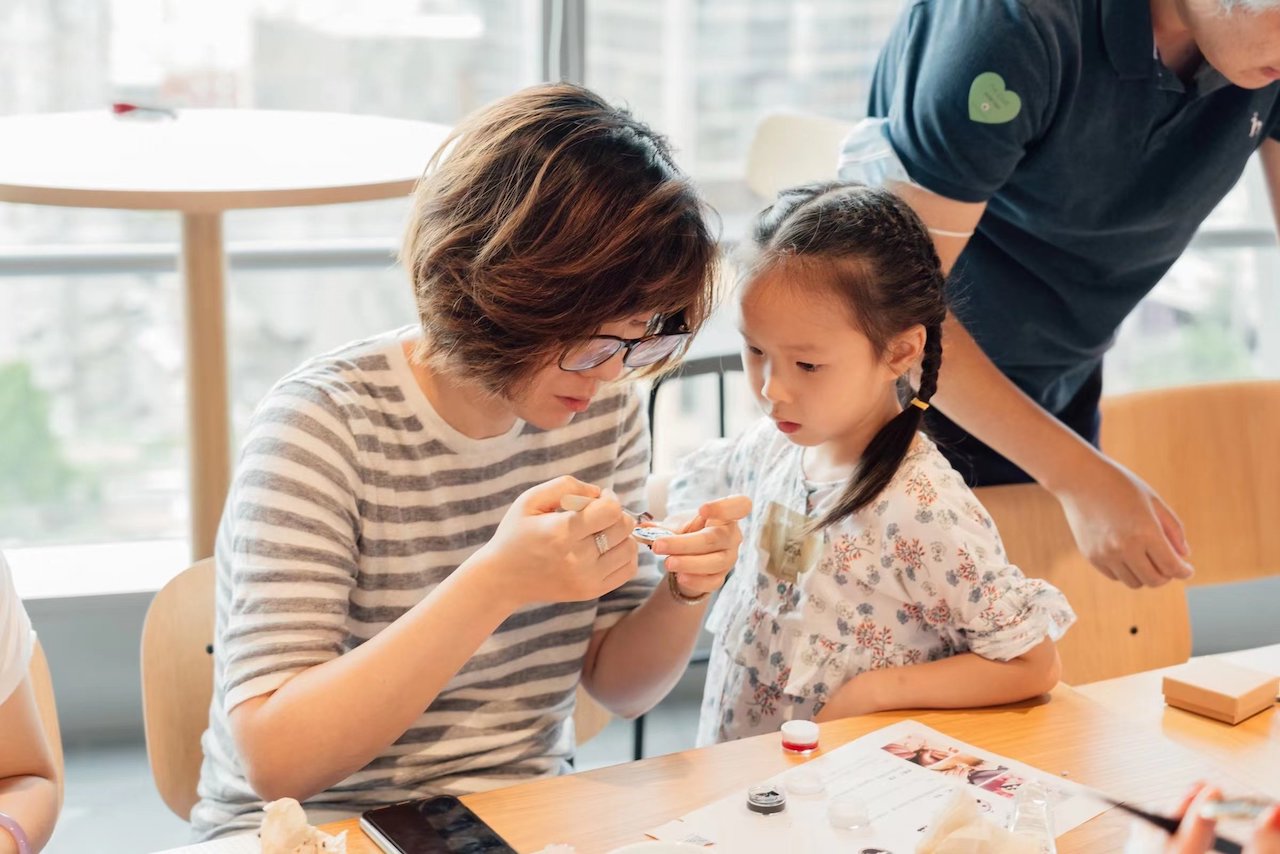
top-left (857, 0), bottom-right (1280, 587)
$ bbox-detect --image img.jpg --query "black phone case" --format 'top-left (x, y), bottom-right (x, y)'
top-left (361, 795), bottom-right (516, 854)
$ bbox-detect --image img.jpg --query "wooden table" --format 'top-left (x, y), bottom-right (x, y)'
top-left (1076, 643), bottom-right (1280, 800)
top-left (320, 685), bottom-right (1260, 853)
top-left (0, 109), bottom-right (450, 559)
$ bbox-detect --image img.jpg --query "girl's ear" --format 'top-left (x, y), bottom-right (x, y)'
top-left (885, 324), bottom-right (926, 376)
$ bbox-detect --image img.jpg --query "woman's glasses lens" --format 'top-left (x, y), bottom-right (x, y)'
top-left (624, 333), bottom-right (689, 367)
top-left (560, 338), bottom-right (623, 371)
top-left (560, 333), bottom-right (690, 371)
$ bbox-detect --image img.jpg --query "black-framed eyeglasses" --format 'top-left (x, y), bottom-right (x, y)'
top-left (559, 332), bottom-right (691, 372)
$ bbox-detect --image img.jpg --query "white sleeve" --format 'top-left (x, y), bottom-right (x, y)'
top-left (875, 453), bottom-right (1076, 661)
top-left (0, 553), bottom-right (35, 705)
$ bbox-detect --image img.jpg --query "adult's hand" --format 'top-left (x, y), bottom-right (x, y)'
top-left (886, 183), bottom-right (1195, 589)
top-left (474, 476), bottom-right (638, 608)
top-left (1055, 454), bottom-right (1194, 588)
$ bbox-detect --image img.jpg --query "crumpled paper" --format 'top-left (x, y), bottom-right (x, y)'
top-left (260, 798), bottom-right (348, 854)
top-left (916, 789), bottom-right (1041, 854)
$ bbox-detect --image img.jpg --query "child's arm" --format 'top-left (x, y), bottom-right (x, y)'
top-left (0, 677), bottom-right (59, 854)
top-left (813, 452), bottom-right (1075, 723)
top-left (814, 637), bottom-right (1061, 722)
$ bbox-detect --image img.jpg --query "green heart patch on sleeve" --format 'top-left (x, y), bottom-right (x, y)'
top-left (968, 72), bottom-right (1022, 124)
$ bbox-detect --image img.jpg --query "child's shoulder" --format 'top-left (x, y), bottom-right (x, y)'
top-left (872, 435), bottom-right (997, 532)
top-left (886, 434), bottom-right (963, 492)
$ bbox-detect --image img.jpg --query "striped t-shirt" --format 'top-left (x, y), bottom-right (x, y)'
top-left (191, 327), bottom-right (658, 839)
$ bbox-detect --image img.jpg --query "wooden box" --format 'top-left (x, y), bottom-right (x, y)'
top-left (1162, 660), bottom-right (1279, 725)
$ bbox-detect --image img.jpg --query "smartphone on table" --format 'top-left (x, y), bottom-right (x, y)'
top-left (360, 795), bottom-right (516, 853)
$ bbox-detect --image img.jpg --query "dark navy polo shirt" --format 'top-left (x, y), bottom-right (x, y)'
top-left (868, 0), bottom-right (1280, 414)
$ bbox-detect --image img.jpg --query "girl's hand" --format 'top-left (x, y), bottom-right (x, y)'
top-left (472, 476), bottom-right (639, 609)
top-left (651, 495), bottom-right (751, 597)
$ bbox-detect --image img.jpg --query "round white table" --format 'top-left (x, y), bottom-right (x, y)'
top-left (0, 110), bottom-right (451, 559)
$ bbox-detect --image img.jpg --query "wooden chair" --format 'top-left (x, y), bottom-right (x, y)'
top-left (975, 483), bottom-right (1191, 685)
top-left (140, 559), bottom-right (615, 819)
top-left (140, 558), bottom-right (216, 820)
top-left (573, 689), bottom-right (612, 747)
top-left (745, 111), bottom-right (855, 200)
top-left (29, 638), bottom-right (64, 802)
top-left (1100, 380), bottom-right (1280, 586)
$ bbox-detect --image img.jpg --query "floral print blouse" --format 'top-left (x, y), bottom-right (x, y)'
top-left (666, 419), bottom-right (1076, 746)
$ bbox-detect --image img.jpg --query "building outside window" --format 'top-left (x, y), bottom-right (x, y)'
top-left (1, 0), bottom-right (1276, 571)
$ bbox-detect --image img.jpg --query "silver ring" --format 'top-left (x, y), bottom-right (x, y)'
top-left (594, 532), bottom-right (609, 555)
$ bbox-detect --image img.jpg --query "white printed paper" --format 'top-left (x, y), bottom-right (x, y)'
top-left (646, 720), bottom-right (1106, 852)
top-left (152, 833), bottom-right (260, 854)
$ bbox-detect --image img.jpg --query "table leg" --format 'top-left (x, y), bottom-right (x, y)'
top-left (181, 212), bottom-right (232, 561)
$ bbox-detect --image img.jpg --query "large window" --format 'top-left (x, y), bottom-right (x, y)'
top-left (588, 0), bottom-right (903, 223)
top-left (1108, 158), bottom-right (1279, 395)
top-left (0, 0), bottom-right (539, 554)
top-left (2, 0), bottom-right (1277, 565)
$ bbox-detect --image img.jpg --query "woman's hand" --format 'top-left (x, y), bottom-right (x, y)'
top-left (471, 476), bottom-right (639, 609)
top-left (1054, 456), bottom-right (1194, 588)
top-left (651, 495), bottom-right (751, 597)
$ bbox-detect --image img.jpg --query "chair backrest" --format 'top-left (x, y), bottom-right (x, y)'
top-left (141, 558), bottom-right (611, 820)
top-left (745, 111), bottom-right (856, 200)
top-left (975, 483), bottom-right (1191, 684)
top-left (1100, 380), bottom-right (1280, 586)
top-left (573, 685), bottom-right (612, 746)
top-left (29, 638), bottom-right (64, 802)
top-left (141, 558), bottom-right (216, 820)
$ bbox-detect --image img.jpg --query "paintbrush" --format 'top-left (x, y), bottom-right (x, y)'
top-left (1100, 795), bottom-right (1274, 854)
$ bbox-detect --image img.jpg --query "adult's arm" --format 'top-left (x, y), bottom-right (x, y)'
top-left (1262, 139), bottom-right (1280, 236)
top-left (890, 182), bottom-right (1192, 588)
top-left (0, 677), bottom-right (59, 853)
top-left (860, 0), bottom-right (1191, 587)
top-left (230, 476), bottom-right (639, 803)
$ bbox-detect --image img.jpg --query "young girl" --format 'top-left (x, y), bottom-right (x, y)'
top-left (192, 84), bottom-right (749, 838)
top-left (665, 182), bottom-right (1076, 745)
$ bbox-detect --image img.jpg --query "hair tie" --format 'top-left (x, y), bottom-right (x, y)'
top-left (909, 397), bottom-right (930, 412)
